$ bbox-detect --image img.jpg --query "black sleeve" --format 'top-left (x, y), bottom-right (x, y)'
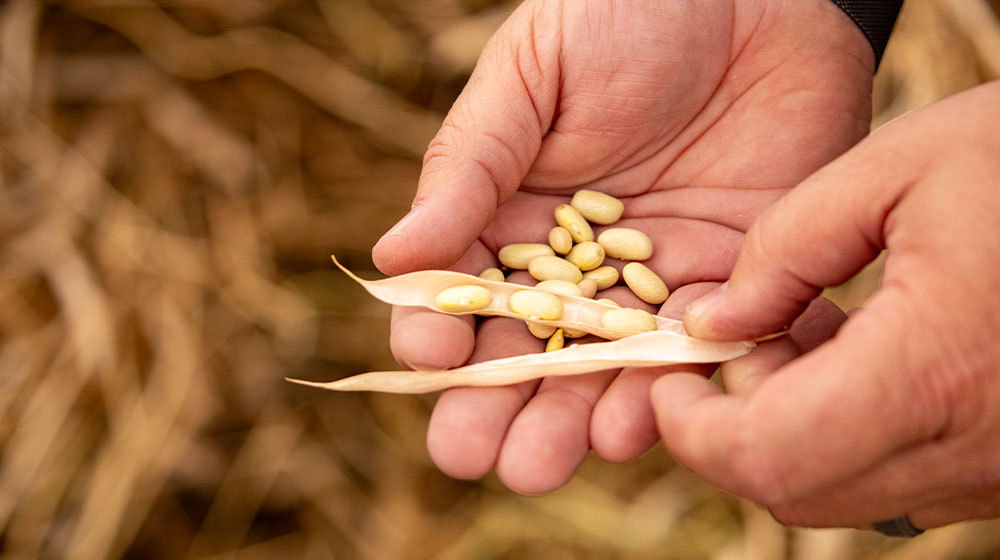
top-left (829, 0), bottom-right (904, 69)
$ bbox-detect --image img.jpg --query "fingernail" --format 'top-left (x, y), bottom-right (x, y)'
top-left (381, 202), bottom-right (424, 239)
top-left (686, 281), bottom-right (728, 319)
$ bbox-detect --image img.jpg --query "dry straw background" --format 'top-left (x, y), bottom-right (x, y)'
top-left (1, 0), bottom-right (999, 558)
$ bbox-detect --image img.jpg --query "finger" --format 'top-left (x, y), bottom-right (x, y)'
top-left (495, 367), bottom-right (618, 495)
top-left (591, 282), bottom-right (718, 462)
top-left (372, 6), bottom-right (560, 275)
top-left (681, 127), bottom-right (917, 341)
top-left (654, 303), bottom-right (949, 506)
top-left (426, 316), bottom-right (542, 479)
top-left (767, 437), bottom-right (998, 529)
top-left (388, 241), bottom-right (496, 370)
top-left (720, 297), bottom-right (846, 395)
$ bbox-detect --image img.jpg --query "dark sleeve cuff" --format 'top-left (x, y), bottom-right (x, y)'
top-left (829, 0), bottom-right (904, 69)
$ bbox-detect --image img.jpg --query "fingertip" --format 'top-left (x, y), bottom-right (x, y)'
top-left (390, 312), bottom-right (475, 370)
top-left (426, 388), bottom-right (512, 480)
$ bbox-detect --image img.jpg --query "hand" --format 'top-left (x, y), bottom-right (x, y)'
top-left (372, 0), bottom-right (874, 494)
top-left (658, 81), bottom-right (1000, 529)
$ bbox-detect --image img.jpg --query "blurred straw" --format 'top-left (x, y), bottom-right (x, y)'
top-left (1, 0), bottom-right (999, 558)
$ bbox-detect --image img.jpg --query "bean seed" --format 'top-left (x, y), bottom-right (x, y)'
top-left (622, 262), bottom-right (669, 304)
top-left (478, 267), bottom-right (505, 282)
top-left (570, 189), bottom-right (624, 225)
top-left (577, 278), bottom-right (598, 299)
top-left (434, 285), bottom-right (494, 313)
top-left (597, 228), bottom-right (653, 261)
top-left (498, 243), bottom-right (555, 269)
top-left (527, 321), bottom-right (557, 339)
top-left (554, 204), bottom-right (594, 243)
top-left (596, 298), bottom-right (620, 307)
top-left (600, 308), bottom-right (658, 335)
top-left (548, 226), bottom-right (573, 255)
top-left (563, 327), bottom-right (588, 338)
top-left (582, 265), bottom-right (619, 290)
top-left (534, 279), bottom-right (584, 298)
top-left (508, 289), bottom-right (564, 321)
top-left (528, 255), bottom-right (583, 283)
top-left (565, 241), bottom-right (605, 271)
top-left (545, 329), bottom-right (565, 352)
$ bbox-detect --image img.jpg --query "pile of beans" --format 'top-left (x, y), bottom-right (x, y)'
top-left (434, 190), bottom-right (670, 351)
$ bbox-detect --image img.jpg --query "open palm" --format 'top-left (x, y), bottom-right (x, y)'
top-left (372, 0), bottom-right (874, 493)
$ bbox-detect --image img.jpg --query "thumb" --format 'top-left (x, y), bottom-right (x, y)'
top-left (372, 8), bottom-right (559, 275)
top-left (683, 131), bottom-right (912, 341)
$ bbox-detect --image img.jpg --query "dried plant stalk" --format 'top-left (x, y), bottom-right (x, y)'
top-left (331, 256), bottom-right (685, 339)
top-left (288, 329), bottom-right (754, 393)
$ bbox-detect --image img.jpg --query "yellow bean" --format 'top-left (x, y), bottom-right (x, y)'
top-left (528, 255), bottom-right (583, 283)
top-left (498, 243), bottom-right (555, 269)
top-left (582, 265), bottom-right (619, 290)
top-left (577, 278), bottom-right (598, 299)
top-left (508, 289), bottom-right (564, 321)
top-left (478, 267), bottom-right (505, 282)
top-left (434, 285), bottom-right (494, 313)
top-left (622, 262), bottom-right (669, 304)
top-left (548, 226), bottom-right (573, 255)
top-left (545, 329), bottom-right (565, 352)
top-left (527, 321), bottom-right (557, 339)
top-left (597, 228), bottom-right (653, 261)
top-left (599, 308), bottom-right (658, 335)
top-left (570, 189), bottom-right (624, 225)
top-left (554, 204), bottom-right (594, 243)
top-left (534, 279), bottom-right (585, 298)
top-left (565, 241), bottom-right (605, 271)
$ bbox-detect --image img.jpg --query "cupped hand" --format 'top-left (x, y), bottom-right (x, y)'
top-left (660, 81), bottom-right (1000, 530)
top-left (372, 0), bottom-right (874, 493)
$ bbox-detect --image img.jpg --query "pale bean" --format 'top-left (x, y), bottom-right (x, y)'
top-left (597, 228), bottom-right (653, 261)
top-left (527, 321), bottom-right (558, 339)
top-left (554, 204), bottom-right (594, 243)
top-left (498, 243), bottom-right (555, 269)
top-left (570, 189), bottom-right (624, 225)
top-left (508, 289), bottom-right (564, 321)
top-left (545, 329), bottom-right (565, 352)
top-left (577, 278), bottom-right (598, 299)
top-left (478, 267), bottom-right (505, 282)
top-left (596, 298), bottom-right (620, 307)
top-left (548, 226), bottom-right (573, 255)
top-left (582, 265), bottom-right (619, 290)
top-left (534, 279), bottom-right (584, 298)
top-left (600, 308), bottom-right (658, 335)
top-left (562, 327), bottom-right (589, 338)
top-left (622, 262), bottom-right (669, 304)
top-left (434, 285), bottom-right (494, 313)
top-left (528, 255), bottom-right (583, 283)
top-left (565, 241), bottom-right (605, 271)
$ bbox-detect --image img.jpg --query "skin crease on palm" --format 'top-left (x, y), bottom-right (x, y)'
top-left (371, 0), bottom-right (874, 496)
